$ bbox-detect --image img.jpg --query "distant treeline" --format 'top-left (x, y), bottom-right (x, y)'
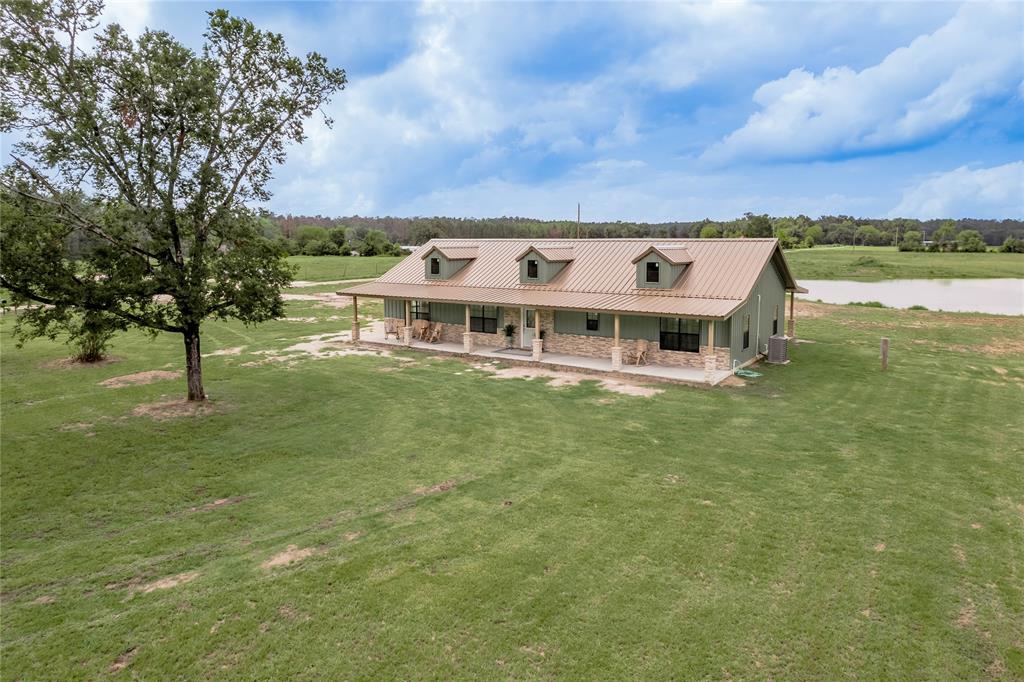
top-left (269, 213), bottom-right (1023, 248)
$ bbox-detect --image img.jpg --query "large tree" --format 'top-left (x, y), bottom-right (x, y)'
top-left (0, 0), bottom-right (346, 400)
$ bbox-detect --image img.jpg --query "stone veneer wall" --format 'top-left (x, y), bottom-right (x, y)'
top-left (385, 312), bottom-right (732, 369)
top-left (545, 326), bottom-right (731, 369)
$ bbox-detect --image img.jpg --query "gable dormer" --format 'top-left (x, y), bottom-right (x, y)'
top-left (631, 245), bottom-right (692, 289)
top-left (515, 246), bottom-right (574, 284)
top-left (422, 245), bottom-right (477, 280)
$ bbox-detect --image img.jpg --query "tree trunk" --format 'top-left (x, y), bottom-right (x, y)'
top-left (183, 325), bottom-right (206, 401)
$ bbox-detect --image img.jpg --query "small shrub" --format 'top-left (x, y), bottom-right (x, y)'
top-left (851, 256), bottom-right (882, 267)
top-left (908, 305), bottom-right (929, 311)
top-left (849, 301), bottom-right (886, 308)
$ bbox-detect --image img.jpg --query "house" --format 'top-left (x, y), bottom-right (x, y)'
top-left (345, 238), bottom-right (804, 383)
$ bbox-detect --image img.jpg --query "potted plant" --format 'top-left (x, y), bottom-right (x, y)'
top-left (503, 323), bottom-right (517, 348)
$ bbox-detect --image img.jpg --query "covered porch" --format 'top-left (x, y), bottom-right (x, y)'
top-left (349, 295), bottom-right (735, 385)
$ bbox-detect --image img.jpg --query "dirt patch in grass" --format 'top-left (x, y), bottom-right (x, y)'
top-left (203, 346), bottom-right (245, 357)
top-left (718, 375), bottom-right (747, 387)
top-left (953, 544), bottom-right (967, 566)
top-left (185, 496), bottom-right (248, 514)
top-left (109, 647), bottom-right (137, 673)
top-left (261, 545), bottom-right (315, 569)
top-left (137, 571), bottom-right (200, 594)
top-left (131, 398), bottom-right (221, 421)
top-left (101, 370), bottom-right (181, 388)
top-left (31, 595), bottom-right (56, 605)
top-left (956, 599), bottom-right (976, 628)
top-left (243, 333), bottom-right (402, 366)
top-left (874, 542), bottom-right (886, 552)
top-left (344, 531), bottom-right (363, 542)
top-left (58, 421), bottom-right (94, 432)
top-left (794, 300), bottom-right (838, 319)
top-left (476, 365), bottom-right (663, 397)
top-left (39, 355), bottom-right (121, 370)
top-left (414, 479), bottom-right (457, 495)
top-left (281, 292), bottom-right (352, 309)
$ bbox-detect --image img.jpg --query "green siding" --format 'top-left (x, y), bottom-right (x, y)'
top-left (519, 251), bottom-right (568, 284)
top-left (635, 254), bottom-right (687, 290)
top-left (553, 312), bottom-right (728, 347)
top-left (728, 260), bottom-right (787, 366)
top-left (423, 249), bottom-right (471, 280)
top-left (430, 302), bottom-right (464, 324)
top-left (384, 298), bottom-right (404, 318)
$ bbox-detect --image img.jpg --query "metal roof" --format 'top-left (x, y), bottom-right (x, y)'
top-left (515, 246), bottom-right (575, 262)
top-left (348, 238), bottom-right (801, 320)
top-left (420, 245), bottom-right (479, 260)
top-left (631, 245), bottom-right (693, 265)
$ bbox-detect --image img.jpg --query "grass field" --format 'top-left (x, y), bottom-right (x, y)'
top-left (785, 246), bottom-right (1024, 280)
top-left (286, 255), bottom-right (403, 282)
top-left (2, 291), bottom-right (1023, 679)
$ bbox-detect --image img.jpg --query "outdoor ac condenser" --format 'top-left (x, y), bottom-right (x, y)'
top-left (767, 335), bottom-right (789, 364)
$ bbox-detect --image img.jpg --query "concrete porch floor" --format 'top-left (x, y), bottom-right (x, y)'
top-left (358, 322), bottom-right (734, 386)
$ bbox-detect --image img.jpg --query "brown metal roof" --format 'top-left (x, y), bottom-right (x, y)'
top-left (348, 238), bottom-right (801, 320)
top-left (515, 246), bottom-right (575, 262)
top-left (420, 245), bottom-right (478, 260)
top-left (630, 244), bottom-right (693, 265)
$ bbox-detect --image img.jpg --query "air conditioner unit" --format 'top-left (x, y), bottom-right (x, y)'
top-left (767, 335), bottom-right (789, 364)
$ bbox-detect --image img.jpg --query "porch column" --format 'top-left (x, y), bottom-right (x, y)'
top-left (463, 304), bottom-right (474, 353)
top-left (531, 309), bottom-right (543, 361)
top-left (350, 295), bottom-right (361, 341)
top-left (787, 290), bottom-right (796, 338)
top-left (611, 314), bottom-right (622, 370)
top-left (704, 319), bottom-right (717, 384)
top-left (403, 300), bottom-right (413, 346)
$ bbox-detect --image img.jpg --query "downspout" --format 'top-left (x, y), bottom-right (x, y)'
top-left (756, 294), bottom-right (762, 356)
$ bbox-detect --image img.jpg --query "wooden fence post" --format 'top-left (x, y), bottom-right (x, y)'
top-left (881, 337), bottom-right (889, 371)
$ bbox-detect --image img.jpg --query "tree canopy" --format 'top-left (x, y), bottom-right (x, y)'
top-left (0, 0), bottom-right (346, 400)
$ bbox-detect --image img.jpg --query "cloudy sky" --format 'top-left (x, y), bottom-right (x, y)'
top-left (101, 1), bottom-right (1024, 220)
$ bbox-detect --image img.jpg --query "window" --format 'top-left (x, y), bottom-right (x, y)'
top-left (742, 314), bottom-right (750, 349)
top-left (412, 301), bottom-right (430, 320)
top-left (772, 304), bottom-right (779, 335)
top-left (586, 312), bottom-right (600, 331)
top-left (470, 305), bottom-right (498, 333)
top-left (645, 261), bottom-right (660, 283)
top-left (429, 257), bottom-right (440, 275)
top-left (527, 259), bottom-right (538, 279)
top-left (660, 318), bottom-right (700, 352)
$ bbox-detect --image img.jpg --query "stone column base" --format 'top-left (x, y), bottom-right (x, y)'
top-left (703, 353), bottom-right (717, 384)
top-left (403, 325), bottom-right (414, 346)
top-left (351, 321), bottom-right (361, 341)
top-left (532, 338), bottom-right (543, 362)
top-left (462, 332), bottom-right (475, 353)
top-left (611, 346), bottom-right (622, 370)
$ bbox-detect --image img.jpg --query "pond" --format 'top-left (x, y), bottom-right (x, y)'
top-left (797, 279), bottom-right (1024, 316)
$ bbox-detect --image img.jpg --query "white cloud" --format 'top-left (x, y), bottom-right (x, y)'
top-left (889, 162), bottom-right (1024, 219)
top-left (703, 3), bottom-right (1023, 164)
top-left (101, 0), bottom-right (152, 38)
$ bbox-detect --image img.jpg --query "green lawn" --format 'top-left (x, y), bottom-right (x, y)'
top-left (2, 296), bottom-right (1022, 679)
top-left (286, 255), bottom-right (403, 282)
top-left (785, 246), bottom-right (1024, 280)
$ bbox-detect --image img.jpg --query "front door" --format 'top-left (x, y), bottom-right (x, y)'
top-left (521, 308), bottom-right (536, 348)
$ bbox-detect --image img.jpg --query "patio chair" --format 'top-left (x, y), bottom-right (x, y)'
top-left (412, 319), bottom-right (430, 340)
top-left (631, 339), bottom-right (649, 366)
top-left (384, 319), bottom-right (401, 340)
top-left (426, 323), bottom-right (443, 343)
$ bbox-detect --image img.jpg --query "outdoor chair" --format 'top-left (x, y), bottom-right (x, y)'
top-left (631, 339), bottom-right (649, 366)
top-left (426, 323), bottom-right (443, 343)
top-left (384, 319), bottom-right (401, 340)
top-left (412, 319), bottom-right (430, 340)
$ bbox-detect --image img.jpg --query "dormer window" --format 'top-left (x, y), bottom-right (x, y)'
top-left (527, 259), bottom-right (539, 279)
top-left (430, 257), bottom-right (440, 275)
top-left (646, 261), bottom-right (660, 283)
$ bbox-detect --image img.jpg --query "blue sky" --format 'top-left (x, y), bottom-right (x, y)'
top-left (100, 1), bottom-right (1024, 220)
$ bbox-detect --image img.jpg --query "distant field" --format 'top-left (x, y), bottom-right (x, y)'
top-left (2, 292), bottom-right (1023, 679)
top-left (287, 255), bottom-right (403, 282)
top-left (785, 246), bottom-right (1024, 280)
